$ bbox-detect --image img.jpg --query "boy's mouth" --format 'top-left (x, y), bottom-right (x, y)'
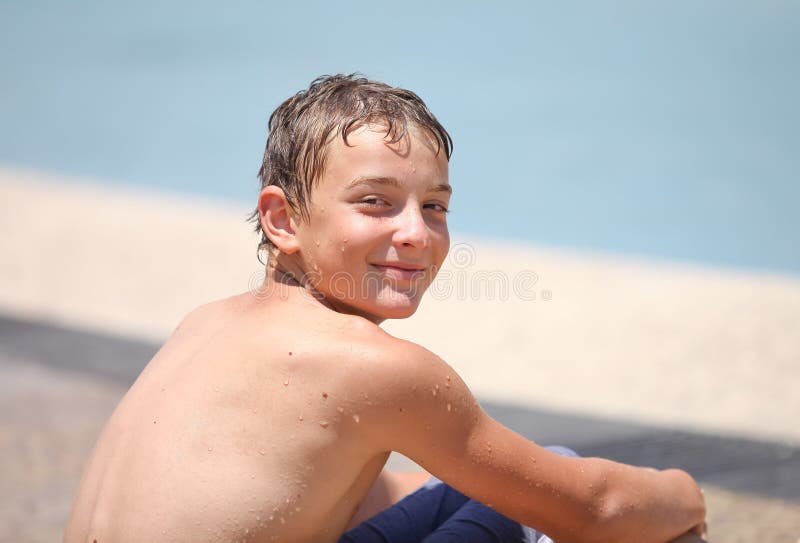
top-left (370, 262), bottom-right (427, 281)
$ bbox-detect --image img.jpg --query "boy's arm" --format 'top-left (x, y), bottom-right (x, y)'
top-left (356, 337), bottom-right (706, 543)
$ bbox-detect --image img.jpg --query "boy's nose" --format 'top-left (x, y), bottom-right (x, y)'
top-left (393, 204), bottom-right (430, 249)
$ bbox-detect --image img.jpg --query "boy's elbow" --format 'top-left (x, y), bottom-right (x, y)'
top-left (580, 486), bottom-right (669, 543)
top-left (571, 501), bottom-right (624, 543)
top-left (539, 508), bottom-right (620, 543)
top-left (533, 488), bottom-right (623, 543)
top-left (586, 497), bottom-right (632, 543)
top-left (565, 463), bottom-right (640, 543)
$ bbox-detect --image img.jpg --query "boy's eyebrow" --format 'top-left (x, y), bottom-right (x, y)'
top-left (429, 183), bottom-right (453, 195)
top-left (345, 176), bottom-right (452, 194)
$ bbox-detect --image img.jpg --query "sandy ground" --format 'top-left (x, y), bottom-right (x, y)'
top-left (1, 166), bottom-right (799, 541)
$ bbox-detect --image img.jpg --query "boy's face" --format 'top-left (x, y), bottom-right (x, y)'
top-left (292, 123), bottom-right (451, 322)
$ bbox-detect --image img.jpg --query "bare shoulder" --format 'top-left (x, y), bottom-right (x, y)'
top-left (168, 293), bottom-right (251, 335)
top-left (372, 339), bottom-right (462, 402)
top-left (333, 320), bottom-right (462, 396)
top-left (331, 324), bottom-right (483, 457)
top-left (300, 313), bottom-right (471, 418)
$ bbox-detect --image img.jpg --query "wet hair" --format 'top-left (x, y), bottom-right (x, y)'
top-left (247, 73), bottom-right (453, 262)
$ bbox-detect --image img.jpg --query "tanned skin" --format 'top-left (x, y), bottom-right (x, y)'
top-left (64, 125), bottom-right (706, 543)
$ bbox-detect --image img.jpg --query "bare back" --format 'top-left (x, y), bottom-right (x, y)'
top-left (64, 292), bottom-right (395, 543)
top-left (64, 288), bottom-right (706, 543)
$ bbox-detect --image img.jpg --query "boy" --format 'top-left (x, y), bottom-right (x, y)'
top-left (63, 74), bottom-right (707, 542)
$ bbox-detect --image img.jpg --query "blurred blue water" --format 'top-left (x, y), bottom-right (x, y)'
top-left (1, 1), bottom-right (798, 274)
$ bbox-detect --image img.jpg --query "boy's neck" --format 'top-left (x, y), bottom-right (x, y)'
top-left (263, 259), bottom-right (386, 325)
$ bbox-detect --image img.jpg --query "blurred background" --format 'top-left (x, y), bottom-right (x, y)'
top-left (1, 1), bottom-right (798, 541)
top-left (2, 0), bottom-right (799, 272)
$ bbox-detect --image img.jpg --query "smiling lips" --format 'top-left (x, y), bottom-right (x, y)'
top-left (370, 262), bottom-right (427, 281)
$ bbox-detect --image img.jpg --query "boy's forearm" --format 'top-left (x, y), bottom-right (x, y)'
top-left (584, 458), bottom-right (706, 543)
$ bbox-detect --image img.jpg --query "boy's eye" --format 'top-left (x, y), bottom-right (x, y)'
top-left (359, 196), bottom-right (389, 207)
top-left (424, 203), bottom-right (450, 213)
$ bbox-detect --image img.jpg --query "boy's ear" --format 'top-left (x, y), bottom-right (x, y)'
top-left (258, 186), bottom-right (301, 255)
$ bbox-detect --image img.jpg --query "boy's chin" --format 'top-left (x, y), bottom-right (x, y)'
top-left (352, 295), bottom-right (423, 322)
top-left (372, 303), bottom-right (420, 320)
top-left (372, 288), bottom-right (427, 319)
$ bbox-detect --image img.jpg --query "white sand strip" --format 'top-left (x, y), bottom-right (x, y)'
top-left (2, 166), bottom-right (799, 444)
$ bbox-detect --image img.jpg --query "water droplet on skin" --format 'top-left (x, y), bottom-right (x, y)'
top-left (253, 408), bottom-right (258, 414)
top-left (341, 246), bottom-right (345, 252)
top-left (431, 387), bottom-right (437, 397)
top-left (213, 386), bottom-right (220, 392)
top-left (269, 515), bottom-right (274, 521)
top-left (208, 447), bottom-right (213, 452)
top-left (353, 414), bottom-right (360, 423)
top-left (319, 420), bottom-right (329, 428)
top-left (284, 378), bottom-right (289, 386)
top-left (259, 449), bottom-right (266, 455)
top-left (342, 238), bottom-right (348, 243)
top-left (446, 403), bottom-right (451, 411)
top-left (298, 415), bottom-right (304, 421)
top-left (315, 240), bottom-right (320, 247)
top-left (337, 406), bottom-right (344, 413)
top-left (251, 475), bottom-right (256, 479)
